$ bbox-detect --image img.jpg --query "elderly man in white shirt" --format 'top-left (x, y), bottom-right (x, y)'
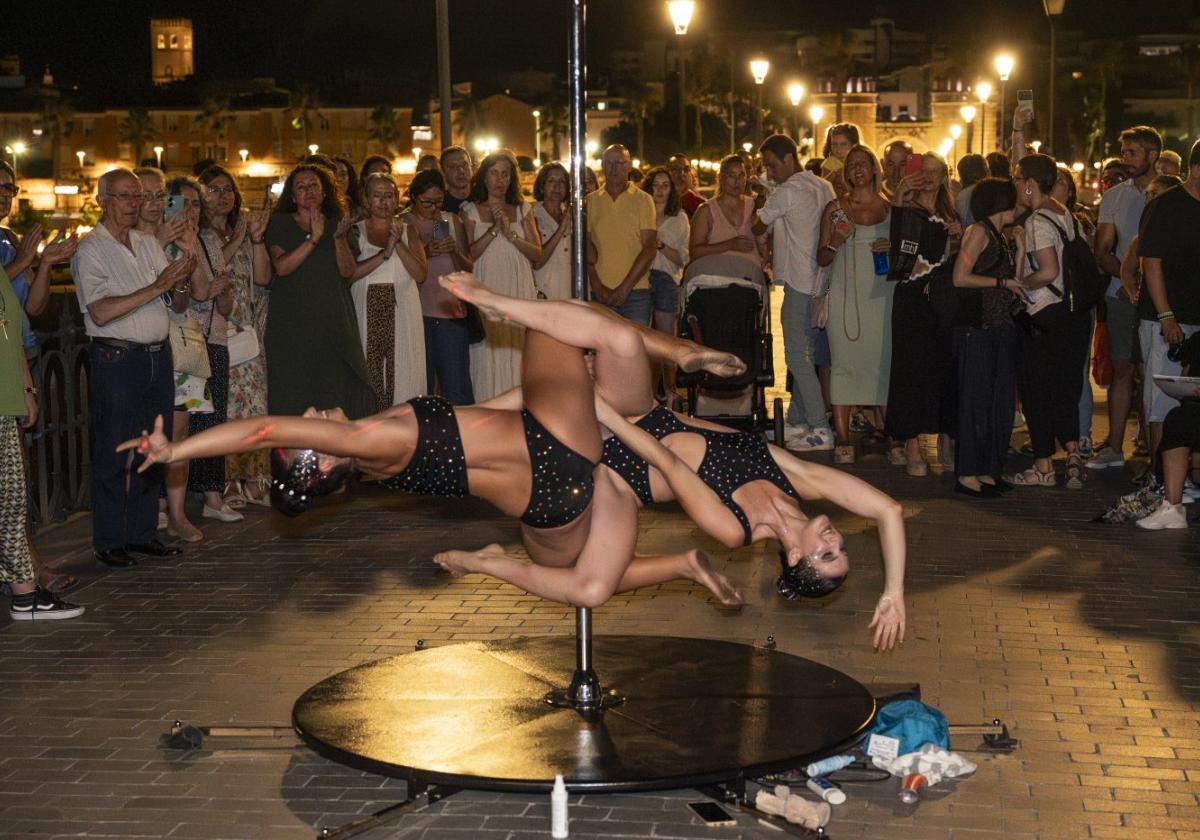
top-left (752, 134), bottom-right (837, 450)
top-left (72, 168), bottom-right (195, 568)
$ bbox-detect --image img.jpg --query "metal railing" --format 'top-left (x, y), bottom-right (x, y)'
top-left (25, 286), bottom-right (91, 530)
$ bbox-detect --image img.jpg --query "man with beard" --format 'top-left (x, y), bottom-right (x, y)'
top-left (1089, 126), bottom-right (1162, 471)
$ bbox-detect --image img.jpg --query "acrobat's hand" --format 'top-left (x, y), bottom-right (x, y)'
top-left (116, 415), bottom-right (173, 472)
top-left (867, 592), bottom-right (906, 652)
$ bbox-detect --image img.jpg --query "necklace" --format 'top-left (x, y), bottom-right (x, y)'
top-left (0, 280), bottom-right (9, 342)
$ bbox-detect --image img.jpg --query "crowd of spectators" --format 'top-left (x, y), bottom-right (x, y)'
top-left (3, 109), bottom-right (1199, 619)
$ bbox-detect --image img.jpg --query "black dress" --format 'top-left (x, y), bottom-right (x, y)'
top-left (884, 207), bottom-right (956, 441)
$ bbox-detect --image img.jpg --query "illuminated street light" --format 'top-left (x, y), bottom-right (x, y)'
top-left (1030, 140), bottom-right (1042, 153)
top-left (1071, 161), bottom-right (1084, 172)
top-left (960, 104), bottom-right (977, 155)
top-left (308, 144), bottom-right (319, 155)
top-left (749, 58), bottom-right (769, 144)
top-left (238, 148), bottom-right (249, 163)
top-left (76, 150), bottom-right (86, 171)
top-left (532, 109), bottom-right (541, 164)
top-left (153, 145), bottom-right (164, 168)
top-left (994, 53), bottom-right (1015, 138)
top-left (669, 2), bottom-right (695, 150)
top-left (948, 123), bottom-right (962, 165)
top-left (786, 82), bottom-right (805, 143)
top-left (976, 81), bottom-right (994, 153)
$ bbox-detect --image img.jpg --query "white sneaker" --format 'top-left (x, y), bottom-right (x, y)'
top-left (1136, 501), bottom-right (1187, 530)
top-left (783, 423), bottom-right (810, 442)
top-left (202, 503), bottom-right (244, 523)
top-left (790, 426), bottom-right (835, 452)
top-left (1086, 446), bottom-right (1126, 470)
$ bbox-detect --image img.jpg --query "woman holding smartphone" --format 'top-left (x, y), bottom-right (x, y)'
top-left (402, 169), bottom-right (475, 404)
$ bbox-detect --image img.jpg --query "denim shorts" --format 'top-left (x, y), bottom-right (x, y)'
top-left (608, 288), bottom-right (653, 326)
top-left (649, 269), bottom-right (679, 315)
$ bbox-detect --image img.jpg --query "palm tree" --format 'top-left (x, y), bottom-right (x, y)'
top-left (686, 54), bottom-right (727, 152)
top-left (621, 81), bottom-right (663, 158)
top-left (286, 85), bottom-right (323, 152)
top-left (194, 98), bottom-right (233, 160)
top-left (453, 88), bottom-right (487, 146)
top-left (1083, 40), bottom-right (1124, 160)
top-left (39, 98), bottom-right (74, 182)
top-left (119, 108), bottom-right (159, 166)
top-left (368, 106), bottom-right (401, 156)
top-left (806, 33), bottom-right (861, 123)
top-left (539, 101), bottom-right (568, 160)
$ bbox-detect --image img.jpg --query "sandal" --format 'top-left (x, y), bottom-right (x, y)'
top-left (834, 445), bottom-right (856, 465)
top-left (888, 447), bottom-right (907, 466)
top-left (1008, 467), bottom-right (1056, 487)
top-left (1065, 454), bottom-right (1085, 490)
top-left (223, 481), bottom-right (247, 510)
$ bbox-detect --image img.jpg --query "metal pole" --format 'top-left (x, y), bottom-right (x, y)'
top-left (980, 106), bottom-right (987, 154)
top-left (678, 38), bottom-right (687, 150)
top-left (576, 607), bottom-right (593, 675)
top-left (569, 0), bottom-right (587, 303)
top-left (729, 56), bottom-right (735, 154)
top-left (1048, 17), bottom-right (1056, 155)
top-left (435, 0), bottom-right (453, 150)
top-left (999, 81), bottom-right (1007, 151)
top-left (754, 85), bottom-right (763, 145)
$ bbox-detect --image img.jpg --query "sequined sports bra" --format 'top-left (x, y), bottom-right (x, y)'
top-left (382, 396), bottom-right (470, 497)
top-left (601, 407), bottom-right (799, 545)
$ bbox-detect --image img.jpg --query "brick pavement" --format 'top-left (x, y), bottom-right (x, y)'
top-left (3, 419), bottom-right (1199, 839)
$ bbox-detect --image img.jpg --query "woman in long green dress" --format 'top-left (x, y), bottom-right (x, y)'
top-left (816, 145), bottom-right (894, 466)
top-left (263, 163), bottom-right (377, 420)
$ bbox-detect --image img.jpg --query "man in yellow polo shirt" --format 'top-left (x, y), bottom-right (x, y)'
top-left (586, 144), bottom-right (657, 324)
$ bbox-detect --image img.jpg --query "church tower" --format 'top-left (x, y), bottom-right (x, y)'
top-left (150, 18), bottom-right (194, 85)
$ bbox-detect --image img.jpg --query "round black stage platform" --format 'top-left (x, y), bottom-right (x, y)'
top-left (293, 635), bottom-right (875, 792)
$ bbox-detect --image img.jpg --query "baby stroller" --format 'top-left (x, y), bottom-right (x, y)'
top-left (675, 254), bottom-right (784, 441)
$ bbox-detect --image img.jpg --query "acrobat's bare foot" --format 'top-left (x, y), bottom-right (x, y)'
top-left (678, 344), bottom-right (747, 379)
top-left (438, 272), bottom-right (506, 322)
top-left (433, 543), bottom-right (507, 577)
top-left (684, 549), bottom-right (743, 607)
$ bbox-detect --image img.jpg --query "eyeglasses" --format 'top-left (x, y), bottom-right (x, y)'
top-left (144, 191), bottom-right (167, 203)
top-left (417, 197), bottom-right (443, 207)
top-left (0, 184), bottom-right (20, 197)
top-left (206, 185), bottom-right (236, 196)
top-left (106, 192), bottom-right (146, 203)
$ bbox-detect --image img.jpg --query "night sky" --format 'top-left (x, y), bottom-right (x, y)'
top-left (8, 0), bottom-right (1195, 101)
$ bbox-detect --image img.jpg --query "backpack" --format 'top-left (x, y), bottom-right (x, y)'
top-left (1036, 211), bottom-right (1106, 314)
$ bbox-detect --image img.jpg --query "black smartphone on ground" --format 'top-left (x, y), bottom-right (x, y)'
top-left (687, 801), bottom-right (736, 827)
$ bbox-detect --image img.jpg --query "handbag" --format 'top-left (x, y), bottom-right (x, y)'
top-left (168, 309), bottom-right (212, 378)
top-left (227, 323), bottom-right (261, 367)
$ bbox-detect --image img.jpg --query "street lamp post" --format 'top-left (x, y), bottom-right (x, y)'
top-left (960, 104), bottom-right (977, 155)
top-left (75, 150), bottom-right (86, 172)
top-left (995, 53), bottom-right (1014, 143)
top-left (153, 145), bottom-right (164, 168)
top-left (1043, 0), bottom-right (1066, 155)
top-left (749, 58), bottom-right (769, 145)
top-left (532, 109), bottom-right (541, 164)
top-left (808, 105), bottom-right (824, 155)
top-left (949, 123), bottom-right (962, 168)
top-left (976, 81), bottom-right (993, 153)
top-left (7, 142), bottom-right (25, 178)
top-left (787, 82), bottom-right (805, 144)
top-left (668, 1), bottom-right (695, 151)
top-left (436, 0), bottom-right (453, 150)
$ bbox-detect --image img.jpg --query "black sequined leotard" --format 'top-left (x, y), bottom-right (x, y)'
top-left (520, 409), bottom-right (596, 529)
top-left (382, 395), bottom-right (470, 497)
top-left (601, 407), bottom-right (799, 545)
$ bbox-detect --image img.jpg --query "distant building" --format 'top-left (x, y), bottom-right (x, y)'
top-left (151, 18), bottom-right (194, 85)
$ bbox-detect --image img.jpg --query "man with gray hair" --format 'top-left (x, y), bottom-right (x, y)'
top-left (586, 144), bottom-right (657, 323)
top-left (72, 167), bottom-right (196, 568)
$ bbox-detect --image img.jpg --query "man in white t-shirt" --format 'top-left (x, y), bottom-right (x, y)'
top-left (1091, 126), bottom-right (1160, 469)
top-left (752, 134), bottom-right (836, 450)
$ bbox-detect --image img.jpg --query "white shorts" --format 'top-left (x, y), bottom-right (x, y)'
top-left (1139, 319), bottom-right (1200, 422)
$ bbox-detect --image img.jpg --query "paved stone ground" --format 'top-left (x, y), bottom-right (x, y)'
top-left (3, 410), bottom-right (1198, 840)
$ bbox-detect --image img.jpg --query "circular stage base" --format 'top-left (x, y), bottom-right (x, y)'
top-left (293, 635), bottom-right (875, 793)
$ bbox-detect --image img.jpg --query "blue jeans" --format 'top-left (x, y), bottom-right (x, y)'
top-left (88, 340), bottom-right (174, 551)
top-left (780, 285), bottom-right (828, 428)
top-left (423, 317), bottom-right (474, 405)
top-left (608, 288), bottom-right (653, 326)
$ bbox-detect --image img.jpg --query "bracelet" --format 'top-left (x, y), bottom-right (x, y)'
top-left (996, 277), bottom-right (1004, 289)
top-left (822, 243), bottom-right (838, 254)
top-left (250, 237), bottom-right (264, 245)
top-left (1157, 310), bottom-right (1175, 321)
top-left (172, 284), bottom-right (190, 294)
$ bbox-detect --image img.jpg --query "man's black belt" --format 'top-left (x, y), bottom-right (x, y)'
top-left (91, 337), bottom-right (168, 353)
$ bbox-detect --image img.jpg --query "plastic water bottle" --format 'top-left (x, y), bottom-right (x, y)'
top-left (551, 774), bottom-right (569, 838)
top-left (805, 754), bottom-right (854, 778)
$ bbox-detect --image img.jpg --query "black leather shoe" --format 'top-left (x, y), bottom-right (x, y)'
top-left (990, 477), bottom-right (1015, 492)
top-left (955, 481), bottom-right (1000, 498)
top-left (95, 548), bottom-right (138, 568)
top-left (127, 540), bottom-right (183, 558)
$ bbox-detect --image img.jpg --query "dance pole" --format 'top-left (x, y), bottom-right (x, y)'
top-left (564, 0), bottom-right (606, 710)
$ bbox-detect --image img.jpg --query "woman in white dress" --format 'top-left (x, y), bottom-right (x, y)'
top-left (349, 174), bottom-right (428, 406)
top-left (531, 162), bottom-right (573, 300)
top-left (461, 150), bottom-right (541, 400)
top-left (642, 166), bottom-right (690, 402)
